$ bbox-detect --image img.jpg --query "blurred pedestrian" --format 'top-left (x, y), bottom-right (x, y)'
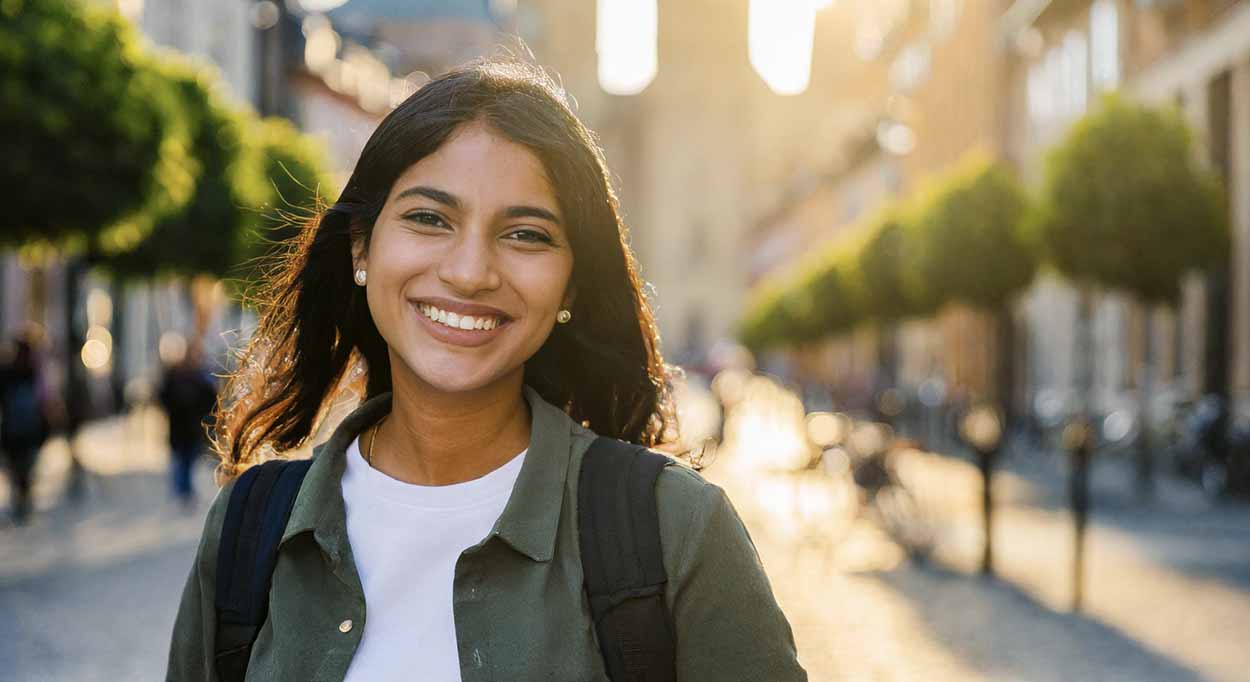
top-left (0, 327), bottom-right (52, 525)
top-left (157, 341), bottom-right (217, 508)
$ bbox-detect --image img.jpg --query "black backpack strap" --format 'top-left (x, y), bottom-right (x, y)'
top-left (213, 458), bottom-right (313, 682)
top-left (579, 436), bottom-right (677, 682)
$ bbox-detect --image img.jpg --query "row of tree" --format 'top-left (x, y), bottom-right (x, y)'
top-left (741, 95), bottom-right (1227, 405)
top-left (1, 0), bottom-right (334, 284)
top-left (0, 0), bottom-right (334, 453)
top-left (740, 95), bottom-right (1229, 502)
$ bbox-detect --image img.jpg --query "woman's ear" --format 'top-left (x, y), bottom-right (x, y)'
top-left (562, 284), bottom-right (577, 310)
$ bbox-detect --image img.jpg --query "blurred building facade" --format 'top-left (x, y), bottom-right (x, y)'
top-left (743, 0), bottom-right (1017, 406)
top-left (734, 0), bottom-right (1249, 427)
top-left (519, 0), bottom-right (899, 367)
top-left (1003, 0), bottom-right (1250, 421)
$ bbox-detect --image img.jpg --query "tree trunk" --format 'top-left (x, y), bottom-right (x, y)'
top-left (62, 255), bottom-right (89, 502)
top-left (876, 322), bottom-right (899, 427)
top-left (1203, 270), bottom-right (1231, 469)
top-left (109, 276), bottom-right (127, 415)
top-left (1136, 302), bottom-right (1156, 501)
top-left (995, 307), bottom-right (1016, 442)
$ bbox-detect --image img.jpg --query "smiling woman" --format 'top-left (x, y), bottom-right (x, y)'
top-left (167, 58), bottom-right (806, 682)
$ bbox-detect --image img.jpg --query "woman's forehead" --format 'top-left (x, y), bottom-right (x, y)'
top-left (387, 122), bottom-right (558, 209)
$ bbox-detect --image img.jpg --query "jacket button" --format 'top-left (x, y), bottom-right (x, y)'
top-left (339, 619), bottom-right (354, 633)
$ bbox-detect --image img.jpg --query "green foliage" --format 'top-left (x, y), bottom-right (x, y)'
top-left (0, 0), bottom-right (188, 249)
top-left (739, 241), bottom-right (865, 351)
top-left (102, 63), bottom-right (268, 280)
top-left (906, 154), bottom-right (1037, 312)
top-left (229, 117), bottom-right (336, 294)
top-left (1035, 95), bottom-right (1228, 303)
top-left (739, 153), bottom-right (1037, 350)
top-left (857, 209), bottom-right (940, 321)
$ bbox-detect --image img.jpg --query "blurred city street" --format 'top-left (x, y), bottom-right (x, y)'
top-left (5, 0), bottom-right (1250, 680)
top-left (4, 381), bottom-right (1250, 681)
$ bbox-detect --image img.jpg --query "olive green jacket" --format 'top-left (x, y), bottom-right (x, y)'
top-left (167, 385), bottom-right (807, 681)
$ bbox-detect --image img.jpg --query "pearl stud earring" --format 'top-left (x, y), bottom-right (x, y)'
top-left (354, 269), bottom-right (367, 286)
top-left (556, 309), bottom-right (572, 324)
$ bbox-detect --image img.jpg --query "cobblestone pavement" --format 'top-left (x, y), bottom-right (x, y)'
top-left (3, 397), bottom-right (1249, 681)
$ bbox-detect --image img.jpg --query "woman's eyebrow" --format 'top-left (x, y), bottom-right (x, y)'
top-left (504, 205), bottom-right (561, 225)
top-left (396, 185), bottom-right (460, 209)
top-left (396, 184), bottom-right (561, 225)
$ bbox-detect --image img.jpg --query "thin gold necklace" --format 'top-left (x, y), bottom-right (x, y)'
top-left (366, 415), bottom-right (387, 466)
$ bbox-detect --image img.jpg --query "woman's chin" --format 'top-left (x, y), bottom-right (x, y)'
top-left (400, 356), bottom-right (516, 396)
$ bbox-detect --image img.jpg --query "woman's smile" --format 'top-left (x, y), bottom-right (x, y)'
top-left (411, 299), bottom-right (514, 348)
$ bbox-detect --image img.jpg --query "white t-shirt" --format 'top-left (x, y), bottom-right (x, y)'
top-left (340, 435), bottom-right (527, 682)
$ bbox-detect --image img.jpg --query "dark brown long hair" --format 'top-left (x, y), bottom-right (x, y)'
top-left (212, 58), bottom-right (677, 477)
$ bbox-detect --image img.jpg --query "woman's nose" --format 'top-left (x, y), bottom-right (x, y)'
top-left (437, 232), bottom-right (501, 294)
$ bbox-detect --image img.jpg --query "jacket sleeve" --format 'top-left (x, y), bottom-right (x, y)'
top-left (167, 479), bottom-right (236, 682)
top-left (658, 467), bottom-right (808, 682)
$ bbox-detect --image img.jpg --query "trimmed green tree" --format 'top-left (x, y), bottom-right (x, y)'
top-left (907, 153), bottom-right (1037, 576)
top-left (101, 64), bottom-right (268, 282)
top-left (1034, 95), bottom-right (1228, 499)
top-left (0, 0), bottom-right (192, 252)
top-left (857, 209), bottom-right (941, 390)
top-left (740, 241), bottom-right (866, 352)
top-left (0, 0), bottom-right (196, 471)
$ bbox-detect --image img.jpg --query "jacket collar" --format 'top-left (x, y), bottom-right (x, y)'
top-left (281, 384), bottom-right (575, 564)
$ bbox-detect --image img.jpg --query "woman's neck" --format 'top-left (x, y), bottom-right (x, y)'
top-left (363, 367), bottom-right (532, 486)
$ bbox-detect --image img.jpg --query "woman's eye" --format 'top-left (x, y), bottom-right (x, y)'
top-left (507, 229), bottom-right (554, 245)
top-left (403, 211), bottom-right (449, 228)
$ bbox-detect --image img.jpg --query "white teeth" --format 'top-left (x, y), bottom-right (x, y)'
top-left (419, 304), bottom-right (503, 331)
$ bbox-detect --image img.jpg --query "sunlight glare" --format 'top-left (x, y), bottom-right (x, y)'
top-left (749, 0), bottom-right (817, 95)
top-left (597, 0), bottom-right (658, 95)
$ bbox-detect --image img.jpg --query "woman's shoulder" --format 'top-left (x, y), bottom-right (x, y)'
top-left (198, 475), bottom-right (239, 550)
top-left (654, 458), bottom-right (719, 511)
top-left (651, 459), bottom-right (749, 570)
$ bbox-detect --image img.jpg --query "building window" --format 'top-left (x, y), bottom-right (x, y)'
top-left (1061, 31), bottom-right (1088, 117)
top-left (1028, 44), bottom-right (1064, 133)
top-left (1090, 0), bottom-right (1120, 91)
top-left (1027, 57), bottom-right (1051, 130)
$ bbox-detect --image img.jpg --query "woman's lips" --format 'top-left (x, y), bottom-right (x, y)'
top-left (412, 301), bottom-right (510, 348)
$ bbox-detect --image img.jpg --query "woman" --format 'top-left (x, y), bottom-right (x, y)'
top-left (168, 59), bottom-right (806, 681)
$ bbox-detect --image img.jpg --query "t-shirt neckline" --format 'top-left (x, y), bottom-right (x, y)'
top-left (345, 435), bottom-right (528, 511)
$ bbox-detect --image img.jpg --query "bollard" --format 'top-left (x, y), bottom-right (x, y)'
top-left (961, 405), bottom-right (1003, 577)
top-left (1062, 417), bottom-right (1093, 612)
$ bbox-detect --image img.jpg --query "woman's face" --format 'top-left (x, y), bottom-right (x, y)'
top-left (352, 120), bottom-right (575, 395)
